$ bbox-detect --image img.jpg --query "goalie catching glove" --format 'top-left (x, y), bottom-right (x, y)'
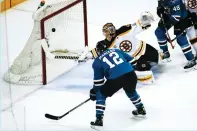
top-left (139, 11), bottom-right (154, 29)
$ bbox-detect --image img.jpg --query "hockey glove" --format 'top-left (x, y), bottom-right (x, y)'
top-left (140, 11), bottom-right (154, 28)
top-left (158, 14), bottom-right (174, 30)
top-left (90, 88), bottom-right (96, 101)
top-left (157, 6), bottom-right (165, 18)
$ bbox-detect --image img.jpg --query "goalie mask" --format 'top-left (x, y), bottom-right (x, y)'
top-left (102, 23), bottom-right (116, 37)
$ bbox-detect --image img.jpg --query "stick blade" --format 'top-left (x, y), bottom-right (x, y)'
top-left (45, 113), bottom-right (60, 120)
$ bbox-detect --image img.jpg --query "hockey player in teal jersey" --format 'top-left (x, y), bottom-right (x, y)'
top-left (90, 40), bottom-right (146, 129)
top-left (155, 0), bottom-right (196, 70)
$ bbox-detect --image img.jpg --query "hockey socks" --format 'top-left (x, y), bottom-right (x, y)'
top-left (190, 37), bottom-right (197, 53)
top-left (125, 90), bottom-right (146, 115)
top-left (177, 36), bottom-right (194, 61)
top-left (95, 91), bottom-right (106, 118)
top-left (155, 27), bottom-right (169, 54)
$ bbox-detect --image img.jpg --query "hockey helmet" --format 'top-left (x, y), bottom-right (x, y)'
top-left (96, 40), bottom-right (108, 54)
top-left (102, 23), bottom-right (116, 37)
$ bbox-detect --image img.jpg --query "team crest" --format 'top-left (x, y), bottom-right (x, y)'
top-left (119, 40), bottom-right (132, 52)
top-left (188, 0), bottom-right (197, 9)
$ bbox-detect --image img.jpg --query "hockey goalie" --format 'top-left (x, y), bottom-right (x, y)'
top-left (87, 11), bottom-right (162, 85)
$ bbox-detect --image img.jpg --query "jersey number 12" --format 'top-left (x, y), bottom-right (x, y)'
top-left (103, 52), bottom-right (124, 68)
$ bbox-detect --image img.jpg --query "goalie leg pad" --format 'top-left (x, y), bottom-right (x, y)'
top-left (135, 56), bottom-right (151, 71)
top-left (143, 44), bottom-right (159, 63)
top-left (186, 26), bottom-right (197, 52)
top-left (186, 26), bottom-right (196, 40)
top-left (135, 70), bottom-right (155, 85)
top-left (190, 37), bottom-right (197, 53)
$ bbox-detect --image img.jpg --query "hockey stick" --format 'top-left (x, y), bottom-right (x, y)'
top-left (171, 30), bottom-right (186, 42)
top-left (40, 39), bottom-right (89, 61)
top-left (170, 22), bottom-right (197, 43)
top-left (45, 98), bottom-right (91, 120)
top-left (160, 14), bottom-right (175, 49)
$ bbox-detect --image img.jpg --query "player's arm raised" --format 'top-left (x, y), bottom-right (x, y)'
top-left (130, 11), bottom-right (155, 36)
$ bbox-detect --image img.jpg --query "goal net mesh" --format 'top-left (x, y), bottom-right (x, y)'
top-left (4, 0), bottom-right (88, 85)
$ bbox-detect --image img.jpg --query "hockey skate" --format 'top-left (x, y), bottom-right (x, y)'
top-left (160, 51), bottom-right (171, 63)
top-left (184, 58), bottom-right (197, 71)
top-left (90, 117), bottom-right (103, 130)
top-left (132, 105), bottom-right (146, 116)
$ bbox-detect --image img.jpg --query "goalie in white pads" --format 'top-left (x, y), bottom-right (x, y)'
top-left (90, 11), bottom-right (160, 84)
top-left (185, 0), bottom-right (197, 59)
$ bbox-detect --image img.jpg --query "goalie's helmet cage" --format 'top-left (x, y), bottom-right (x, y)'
top-left (4, 0), bottom-right (88, 85)
top-left (102, 23), bottom-right (116, 37)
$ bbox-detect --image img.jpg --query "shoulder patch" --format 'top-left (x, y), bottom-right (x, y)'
top-left (90, 48), bottom-right (99, 59)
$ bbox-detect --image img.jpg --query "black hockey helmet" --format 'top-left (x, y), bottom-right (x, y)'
top-left (96, 40), bottom-right (108, 54)
top-left (102, 23), bottom-right (116, 37)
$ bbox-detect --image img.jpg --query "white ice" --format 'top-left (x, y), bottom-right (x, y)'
top-left (1, 0), bottom-right (197, 130)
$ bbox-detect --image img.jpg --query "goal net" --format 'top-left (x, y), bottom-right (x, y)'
top-left (4, 0), bottom-right (88, 85)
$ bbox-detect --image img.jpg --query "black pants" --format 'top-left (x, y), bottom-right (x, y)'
top-left (174, 16), bottom-right (193, 35)
top-left (158, 15), bottom-right (192, 35)
top-left (135, 44), bottom-right (159, 71)
top-left (100, 71), bottom-right (137, 97)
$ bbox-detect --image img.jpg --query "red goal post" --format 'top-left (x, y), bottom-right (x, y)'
top-left (40, 0), bottom-right (88, 85)
top-left (4, 0), bottom-right (88, 85)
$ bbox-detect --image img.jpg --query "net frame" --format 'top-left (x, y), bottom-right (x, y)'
top-left (40, 0), bottom-right (88, 85)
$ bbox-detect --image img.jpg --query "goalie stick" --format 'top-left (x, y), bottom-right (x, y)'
top-left (40, 39), bottom-right (89, 61)
top-left (45, 98), bottom-right (91, 120)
